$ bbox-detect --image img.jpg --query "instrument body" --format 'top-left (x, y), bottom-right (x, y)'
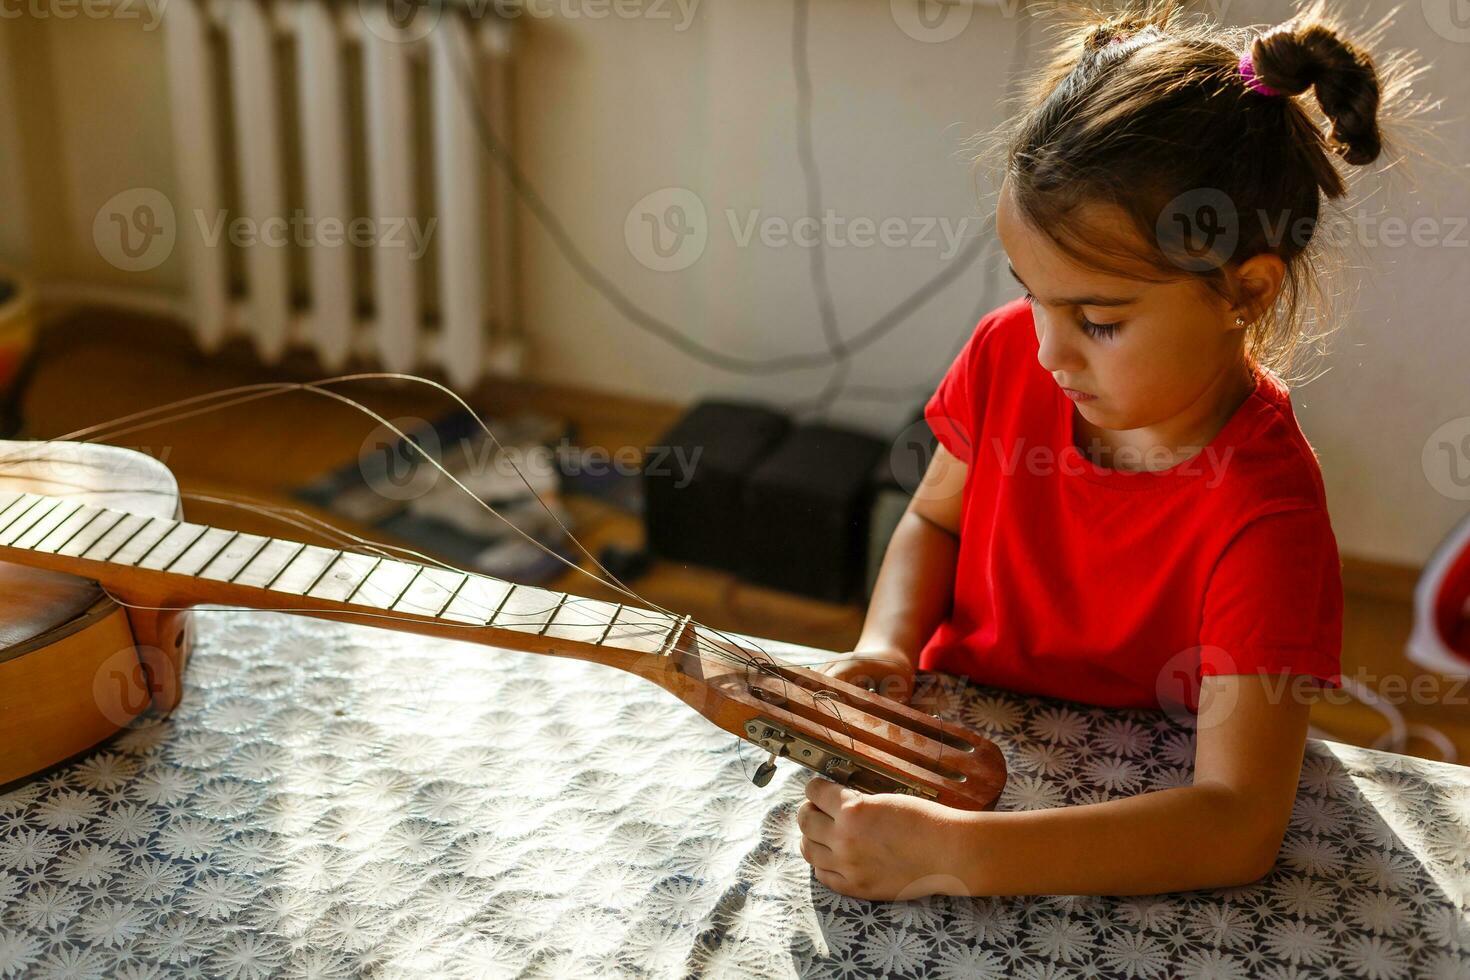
top-left (0, 441), bottom-right (191, 787)
top-left (0, 440), bottom-right (1006, 808)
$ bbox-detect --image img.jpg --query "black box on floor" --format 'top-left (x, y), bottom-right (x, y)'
top-left (742, 424), bottom-right (886, 602)
top-left (644, 400), bottom-right (790, 573)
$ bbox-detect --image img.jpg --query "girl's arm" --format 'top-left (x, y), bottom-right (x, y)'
top-left (823, 445), bottom-right (968, 697)
top-left (951, 674), bottom-right (1312, 894)
top-left (799, 674), bottom-right (1313, 898)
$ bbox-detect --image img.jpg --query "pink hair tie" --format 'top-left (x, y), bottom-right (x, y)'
top-left (1238, 52), bottom-right (1283, 97)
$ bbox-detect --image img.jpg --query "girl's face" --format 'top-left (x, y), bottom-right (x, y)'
top-left (995, 181), bottom-right (1258, 437)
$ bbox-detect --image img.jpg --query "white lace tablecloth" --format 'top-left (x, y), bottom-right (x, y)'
top-left (2, 608), bottom-right (1469, 979)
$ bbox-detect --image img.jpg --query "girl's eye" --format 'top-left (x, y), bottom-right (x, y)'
top-left (1080, 317), bottom-right (1122, 340)
top-left (1019, 289), bottom-right (1122, 340)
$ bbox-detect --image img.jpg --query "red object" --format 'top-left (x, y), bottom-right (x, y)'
top-left (1408, 514), bottom-right (1470, 675)
top-left (920, 297), bottom-right (1343, 711)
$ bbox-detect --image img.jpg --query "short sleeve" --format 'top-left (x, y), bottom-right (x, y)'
top-left (923, 317), bottom-right (992, 465)
top-left (1199, 507), bottom-right (1343, 685)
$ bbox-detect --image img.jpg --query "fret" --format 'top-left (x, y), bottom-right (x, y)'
top-left (595, 603), bottom-right (625, 645)
top-left (392, 567), bottom-right (468, 617)
top-left (200, 532), bottom-right (272, 582)
top-left (0, 496), bottom-right (63, 547)
top-left (233, 539), bottom-right (304, 589)
top-left (84, 512), bottom-right (153, 562)
top-left (0, 493), bottom-right (37, 535)
top-left (542, 596), bottom-right (622, 643)
top-left (137, 523), bottom-right (210, 571)
top-left (35, 505), bottom-right (104, 553)
top-left (303, 549), bottom-right (344, 595)
top-left (348, 559), bottom-right (422, 610)
top-left (441, 575), bottom-right (513, 626)
top-left (306, 552), bottom-right (380, 602)
top-left (436, 571), bottom-right (472, 616)
top-left (490, 584), bottom-right (566, 635)
top-left (263, 544), bottom-right (338, 595)
top-left (107, 517), bottom-right (178, 566)
top-left (601, 605), bottom-right (683, 654)
top-left (12, 499), bottom-right (83, 550)
top-left (533, 593), bottom-right (569, 635)
top-left (387, 565), bottom-right (424, 608)
top-left (59, 509), bottom-right (126, 557)
top-left (167, 527), bottom-right (239, 577)
top-left (342, 558), bottom-right (383, 603)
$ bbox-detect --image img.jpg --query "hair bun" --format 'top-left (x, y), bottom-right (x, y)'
top-left (1250, 20), bottom-right (1383, 165)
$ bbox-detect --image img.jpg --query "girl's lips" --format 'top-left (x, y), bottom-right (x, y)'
top-left (1061, 387), bottom-right (1097, 402)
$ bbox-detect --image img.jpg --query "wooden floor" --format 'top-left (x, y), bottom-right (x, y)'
top-left (16, 311), bottom-right (1469, 765)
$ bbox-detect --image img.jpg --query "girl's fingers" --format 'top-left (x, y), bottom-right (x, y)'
top-left (812, 866), bottom-right (850, 894)
top-left (797, 800), bottom-right (835, 843)
top-left (798, 835), bottom-right (837, 869)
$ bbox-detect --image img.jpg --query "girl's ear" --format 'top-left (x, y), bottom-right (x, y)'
top-left (1230, 253), bottom-right (1288, 325)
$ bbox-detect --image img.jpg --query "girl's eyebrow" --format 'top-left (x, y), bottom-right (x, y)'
top-left (1008, 264), bottom-right (1139, 308)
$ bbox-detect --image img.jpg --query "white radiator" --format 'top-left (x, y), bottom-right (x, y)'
top-left (160, 0), bottom-right (521, 388)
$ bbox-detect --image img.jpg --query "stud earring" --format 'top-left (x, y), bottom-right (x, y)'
top-left (1234, 315), bottom-right (1247, 326)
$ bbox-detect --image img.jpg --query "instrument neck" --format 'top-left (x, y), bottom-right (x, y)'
top-left (0, 491), bottom-right (693, 672)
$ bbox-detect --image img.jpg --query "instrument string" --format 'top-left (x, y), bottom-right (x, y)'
top-left (1, 376), bottom-right (958, 775)
top-left (183, 491), bottom-right (796, 670)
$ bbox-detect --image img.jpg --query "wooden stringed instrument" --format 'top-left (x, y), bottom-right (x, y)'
top-left (0, 438), bottom-right (1006, 809)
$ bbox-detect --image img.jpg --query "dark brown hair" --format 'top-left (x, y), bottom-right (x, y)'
top-left (973, 0), bottom-right (1437, 378)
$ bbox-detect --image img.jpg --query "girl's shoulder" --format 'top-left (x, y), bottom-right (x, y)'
top-left (1211, 367), bottom-right (1332, 521)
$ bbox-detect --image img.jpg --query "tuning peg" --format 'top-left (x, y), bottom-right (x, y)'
top-left (752, 752), bottom-right (778, 787)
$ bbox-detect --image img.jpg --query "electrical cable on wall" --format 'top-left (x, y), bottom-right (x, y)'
top-left (791, 0), bottom-right (1034, 415)
top-left (447, 9), bottom-right (1027, 394)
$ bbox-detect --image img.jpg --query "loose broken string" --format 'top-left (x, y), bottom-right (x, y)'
top-left (0, 378), bottom-right (939, 781)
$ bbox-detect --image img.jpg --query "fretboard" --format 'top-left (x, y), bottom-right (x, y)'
top-left (0, 491), bottom-right (689, 658)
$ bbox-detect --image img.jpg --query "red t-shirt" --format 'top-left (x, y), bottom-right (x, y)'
top-left (920, 296), bottom-right (1343, 711)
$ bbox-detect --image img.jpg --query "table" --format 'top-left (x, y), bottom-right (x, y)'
top-left (1, 608), bottom-right (1468, 978)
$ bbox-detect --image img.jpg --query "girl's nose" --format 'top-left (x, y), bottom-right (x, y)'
top-left (1035, 315), bottom-right (1083, 374)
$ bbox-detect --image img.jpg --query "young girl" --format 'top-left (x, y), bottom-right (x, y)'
top-left (799, 2), bottom-right (1414, 900)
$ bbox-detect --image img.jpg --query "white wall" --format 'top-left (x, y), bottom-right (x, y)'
top-left (1, 0), bottom-right (1468, 568)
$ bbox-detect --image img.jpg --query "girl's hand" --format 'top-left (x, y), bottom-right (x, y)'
top-left (797, 777), bottom-right (975, 900)
top-left (819, 648), bottom-right (915, 703)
